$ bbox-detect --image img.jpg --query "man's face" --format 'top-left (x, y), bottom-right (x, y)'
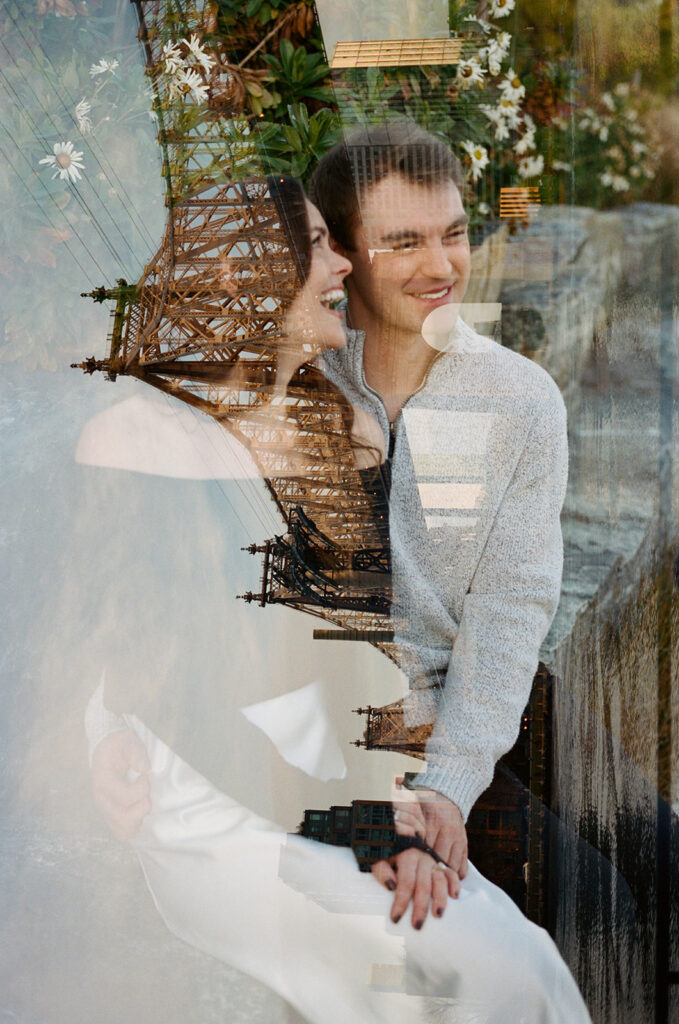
top-left (341, 174), bottom-right (471, 340)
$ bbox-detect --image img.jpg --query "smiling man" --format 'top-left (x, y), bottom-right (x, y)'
top-left (310, 120), bottom-right (568, 928)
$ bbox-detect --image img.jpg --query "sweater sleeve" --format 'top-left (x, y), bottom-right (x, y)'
top-left (414, 384), bottom-right (568, 819)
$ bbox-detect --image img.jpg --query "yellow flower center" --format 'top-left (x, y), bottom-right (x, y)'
top-left (56, 153), bottom-right (72, 168)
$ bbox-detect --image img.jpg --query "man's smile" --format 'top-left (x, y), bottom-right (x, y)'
top-left (407, 284), bottom-right (457, 304)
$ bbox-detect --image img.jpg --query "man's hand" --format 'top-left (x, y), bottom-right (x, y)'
top-left (372, 848), bottom-right (460, 929)
top-left (392, 779), bottom-right (468, 880)
top-left (90, 729), bottom-right (152, 841)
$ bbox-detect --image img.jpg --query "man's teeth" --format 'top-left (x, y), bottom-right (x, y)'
top-left (415, 288), bottom-right (450, 300)
top-left (320, 288), bottom-right (345, 307)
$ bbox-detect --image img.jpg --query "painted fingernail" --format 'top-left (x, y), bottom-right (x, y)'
top-left (414, 920), bottom-right (423, 930)
top-left (392, 914), bottom-right (401, 924)
top-left (386, 879), bottom-right (396, 891)
top-left (436, 907), bottom-right (444, 917)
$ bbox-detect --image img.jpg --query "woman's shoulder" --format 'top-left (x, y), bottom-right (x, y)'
top-left (76, 393), bottom-right (261, 480)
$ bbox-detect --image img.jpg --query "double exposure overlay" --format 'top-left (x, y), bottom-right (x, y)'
top-left (1, 1), bottom-right (677, 1021)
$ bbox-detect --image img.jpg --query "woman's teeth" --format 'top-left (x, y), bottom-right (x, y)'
top-left (415, 288), bottom-right (450, 300)
top-left (320, 288), bottom-right (345, 309)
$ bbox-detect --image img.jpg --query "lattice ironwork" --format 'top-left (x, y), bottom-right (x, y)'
top-left (353, 701), bottom-right (431, 757)
top-left (74, 1), bottom-right (397, 620)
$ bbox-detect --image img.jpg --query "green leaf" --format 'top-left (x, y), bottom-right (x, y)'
top-left (279, 38), bottom-right (295, 67)
top-left (290, 151), bottom-right (309, 177)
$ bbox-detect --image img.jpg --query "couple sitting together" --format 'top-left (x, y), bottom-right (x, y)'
top-left (86, 120), bottom-right (590, 1022)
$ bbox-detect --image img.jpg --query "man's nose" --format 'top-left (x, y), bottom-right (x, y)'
top-left (420, 242), bottom-right (453, 277)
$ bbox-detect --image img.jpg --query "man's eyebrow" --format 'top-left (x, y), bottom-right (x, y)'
top-left (379, 216), bottom-right (469, 243)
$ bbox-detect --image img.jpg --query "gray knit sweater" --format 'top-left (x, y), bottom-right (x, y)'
top-left (320, 311), bottom-right (568, 820)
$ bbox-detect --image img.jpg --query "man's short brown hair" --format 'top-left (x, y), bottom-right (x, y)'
top-left (308, 120), bottom-right (464, 251)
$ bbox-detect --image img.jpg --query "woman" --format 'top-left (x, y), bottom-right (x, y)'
top-left (86, 179), bottom-right (591, 1023)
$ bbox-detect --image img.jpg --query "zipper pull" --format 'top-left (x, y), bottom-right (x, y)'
top-left (388, 421), bottom-right (397, 461)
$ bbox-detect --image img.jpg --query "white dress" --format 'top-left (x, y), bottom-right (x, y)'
top-left (79, 396), bottom-right (591, 1022)
top-left (124, 713), bottom-right (592, 1024)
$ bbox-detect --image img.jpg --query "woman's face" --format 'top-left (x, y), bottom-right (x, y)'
top-left (284, 199), bottom-right (352, 352)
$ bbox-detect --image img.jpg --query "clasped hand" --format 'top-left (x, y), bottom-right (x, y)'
top-left (371, 779), bottom-right (468, 930)
top-left (90, 728), bottom-right (152, 841)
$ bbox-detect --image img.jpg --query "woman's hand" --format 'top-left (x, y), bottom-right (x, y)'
top-left (371, 847), bottom-right (461, 929)
top-left (91, 729), bottom-right (152, 841)
top-left (392, 778), bottom-right (469, 882)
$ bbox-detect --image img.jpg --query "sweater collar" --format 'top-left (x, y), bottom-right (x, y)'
top-left (336, 299), bottom-right (491, 377)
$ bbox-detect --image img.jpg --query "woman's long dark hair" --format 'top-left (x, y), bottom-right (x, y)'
top-left (264, 175), bottom-right (380, 470)
top-left (267, 174), bottom-right (312, 286)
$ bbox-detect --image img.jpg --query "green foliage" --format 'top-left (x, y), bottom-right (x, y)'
top-left (244, 0), bottom-right (288, 24)
top-left (255, 103), bottom-right (341, 182)
top-left (262, 38), bottom-right (334, 116)
top-left (523, 60), bottom-right (658, 208)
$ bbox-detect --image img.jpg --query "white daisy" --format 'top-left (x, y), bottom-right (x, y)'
top-left (481, 44), bottom-right (502, 77)
top-left (38, 140), bottom-right (85, 184)
top-left (552, 160), bottom-right (572, 172)
top-left (499, 68), bottom-right (525, 102)
top-left (601, 92), bottom-right (615, 112)
top-left (74, 97), bottom-right (92, 135)
top-left (477, 202), bottom-right (491, 215)
top-left (631, 140), bottom-right (648, 157)
top-left (517, 153), bottom-right (544, 179)
top-left (461, 140), bottom-right (490, 182)
top-left (486, 33), bottom-right (511, 73)
top-left (89, 58), bottom-right (119, 77)
top-left (168, 75), bottom-right (184, 101)
top-left (495, 31), bottom-right (512, 54)
top-left (614, 82), bottom-right (630, 98)
top-left (611, 174), bottom-right (629, 192)
top-left (514, 129), bottom-right (536, 155)
top-left (598, 124), bottom-right (609, 142)
top-left (629, 165), bottom-right (642, 179)
top-left (494, 119), bottom-right (511, 142)
top-left (163, 40), bottom-right (184, 75)
top-left (177, 67), bottom-right (209, 103)
top-left (457, 58), bottom-right (486, 89)
top-left (184, 33), bottom-right (216, 74)
top-left (480, 103), bottom-right (503, 128)
top-left (498, 95), bottom-right (522, 128)
top-left (489, 0), bottom-right (515, 19)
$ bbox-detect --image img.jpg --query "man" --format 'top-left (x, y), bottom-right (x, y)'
top-left (308, 120), bottom-right (567, 926)
top-left (92, 120), bottom-right (568, 932)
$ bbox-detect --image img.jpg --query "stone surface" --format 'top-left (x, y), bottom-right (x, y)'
top-left (529, 203), bottom-right (679, 1023)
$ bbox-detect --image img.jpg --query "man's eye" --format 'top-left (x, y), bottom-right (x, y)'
top-left (445, 229), bottom-right (467, 242)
